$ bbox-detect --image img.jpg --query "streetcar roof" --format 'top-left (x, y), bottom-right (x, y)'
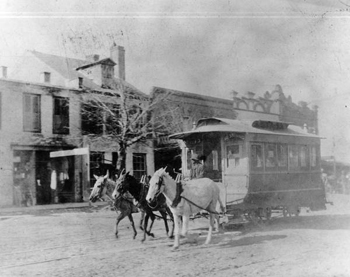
top-left (169, 117), bottom-right (321, 139)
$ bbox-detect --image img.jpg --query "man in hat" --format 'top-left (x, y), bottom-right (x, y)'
top-left (190, 153), bottom-right (205, 180)
top-left (171, 153), bottom-right (205, 208)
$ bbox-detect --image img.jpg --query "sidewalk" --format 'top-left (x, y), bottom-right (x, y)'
top-left (0, 201), bottom-right (108, 216)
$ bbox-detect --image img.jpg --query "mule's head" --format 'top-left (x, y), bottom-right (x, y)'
top-left (146, 168), bottom-right (166, 203)
top-left (112, 169), bottom-right (126, 199)
top-left (89, 171), bottom-right (109, 203)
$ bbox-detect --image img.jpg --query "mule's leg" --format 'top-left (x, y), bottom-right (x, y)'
top-left (173, 215), bottom-right (182, 250)
top-left (205, 213), bottom-right (215, 245)
top-left (139, 210), bottom-right (145, 231)
top-left (181, 215), bottom-right (189, 237)
top-left (115, 212), bottom-right (127, 239)
top-left (142, 213), bottom-right (150, 242)
top-left (159, 210), bottom-right (170, 237)
top-left (166, 207), bottom-right (175, 239)
top-left (214, 213), bottom-right (220, 232)
top-left (127, 214), bottom-right (137, 240)
top-left (146, 213), bottom-right (155, 236)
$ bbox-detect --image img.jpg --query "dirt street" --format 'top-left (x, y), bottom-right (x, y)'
top-left (0, 194), bottom-right (350, 277)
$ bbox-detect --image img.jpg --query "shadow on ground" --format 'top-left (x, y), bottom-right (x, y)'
top-left (222, 214), bottom-right (350, 234)
top-left (217, 234), bottom-right (287, 248)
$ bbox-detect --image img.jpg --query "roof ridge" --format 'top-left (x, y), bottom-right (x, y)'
top-left (30, 50), bottom-right (85, 63)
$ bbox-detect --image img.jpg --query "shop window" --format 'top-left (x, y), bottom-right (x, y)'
top-left (133, 153), bottom-right (147, 181)
top-left (53, 97), bottom-right (69, 134)
top-left (289, 145), bottom-right (299, 169)
top-left (277, 144), bottom-right (288, 168)
top-left (251, 144), bottom-right (263, 171)
top-left (265, 143), bottom-right (277, 168)
top-left (23, 93), bottom-right (41, 132)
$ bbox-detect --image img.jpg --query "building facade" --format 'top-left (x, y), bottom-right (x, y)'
top-left (0, 45), bottom-right (154, 207)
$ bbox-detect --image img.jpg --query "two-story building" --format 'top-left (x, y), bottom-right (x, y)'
top-left (0, 45), bottom-right (154, 207)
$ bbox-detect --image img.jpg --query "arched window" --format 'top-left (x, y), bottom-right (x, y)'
top-left (238, 101), bottom-right (248, 110)
top-left (254, 104), bottom-right (265, 112)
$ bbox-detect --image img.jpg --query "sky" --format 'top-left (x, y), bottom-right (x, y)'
top-left (0, 0), bottom-right (350, 162)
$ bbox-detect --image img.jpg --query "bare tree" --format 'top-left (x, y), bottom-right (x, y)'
top-left (60, 31), bottom-right (181, 172)
top-left (80, 81), bottom-right (174, 172)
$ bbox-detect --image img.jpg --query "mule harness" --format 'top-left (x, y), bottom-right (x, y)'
top-left (157, 177), bottom-right (225, 216)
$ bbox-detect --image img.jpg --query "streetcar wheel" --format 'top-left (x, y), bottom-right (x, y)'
top-left (247, 210), bottom-right (259, 225)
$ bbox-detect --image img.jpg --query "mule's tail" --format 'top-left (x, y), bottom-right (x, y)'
top-left (217, 195), bottom-right (226, 214)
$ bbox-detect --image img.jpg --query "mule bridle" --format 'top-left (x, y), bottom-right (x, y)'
top-left (155, 176), bottom-right (164, 197)
top-left (96, 178), bottom-right (109, 201)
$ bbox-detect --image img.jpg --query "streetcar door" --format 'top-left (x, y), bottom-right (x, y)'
top-left (223, 139), bottom-right (248, 204)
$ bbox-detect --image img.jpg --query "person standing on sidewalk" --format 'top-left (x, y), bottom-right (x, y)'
top-left (21, 162), bottom-right (36, 206)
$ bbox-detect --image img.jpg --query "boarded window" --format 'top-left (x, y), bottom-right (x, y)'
top-left (23, 93), bottom-right (41, 132)
top-left (53, 97), bottom-right (69, 134)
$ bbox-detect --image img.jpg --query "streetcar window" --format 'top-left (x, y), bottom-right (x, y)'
top-left (277, 144), bottom-right (288, 168)
top-left (300, 145), bottom-right (309, 169)
top-left (289, 145), bottom-right (299, 169)
top-left (212, 150), bottom-right (219, 170)
top-left (227, 145), bottom-right (240, 167)
top-left (265, 144), bottom-right (277, 168)
top-left (186, 148), bottom-right (192, 170)
top-left (310, 145), bottom-right (317, 168)
top-left (251, 144), bottom-right (263, 170)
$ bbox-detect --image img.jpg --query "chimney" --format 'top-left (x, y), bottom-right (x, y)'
top-left (110, 43), bottom-right (125, 80)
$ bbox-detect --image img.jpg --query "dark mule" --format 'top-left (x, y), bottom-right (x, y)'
top-left (89, 172), bottom-right (139, 239)
top-left (116, 172), bottom-right (174, 242)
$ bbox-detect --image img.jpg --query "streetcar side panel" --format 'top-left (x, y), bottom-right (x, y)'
top-left (246, 134), bottom-right (326, 211)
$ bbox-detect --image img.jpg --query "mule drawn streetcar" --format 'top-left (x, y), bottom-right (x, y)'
top-left (169, 117), bottom-right (327, 223)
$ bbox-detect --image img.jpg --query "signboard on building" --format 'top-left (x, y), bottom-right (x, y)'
top-left (50, 147), bottom-right (89, 158)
